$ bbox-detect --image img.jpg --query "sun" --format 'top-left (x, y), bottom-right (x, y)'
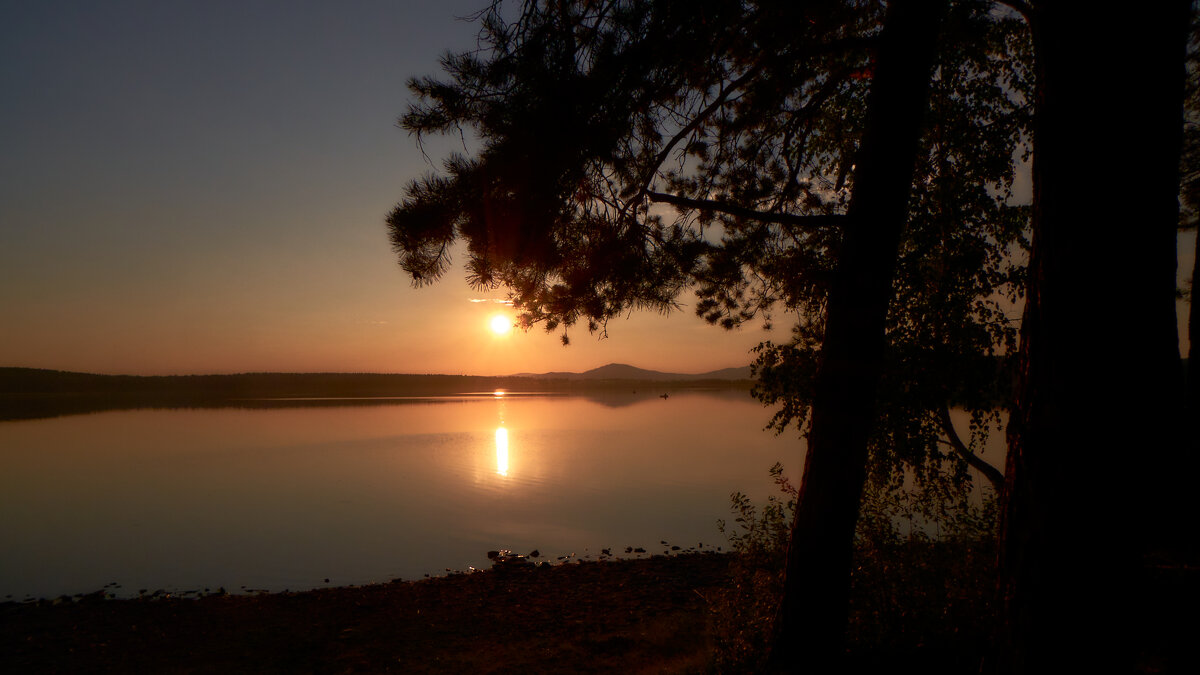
top-left (489, 314), bottom-right (513, 335)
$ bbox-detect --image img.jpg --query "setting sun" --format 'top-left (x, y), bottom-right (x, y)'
top-left (489, 314), bottom-right (513, 335)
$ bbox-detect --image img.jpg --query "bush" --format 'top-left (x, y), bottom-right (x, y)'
top-left (709, 464), bottom-right (997, 672)
top-left (709, 463), bottom-right (795, 672)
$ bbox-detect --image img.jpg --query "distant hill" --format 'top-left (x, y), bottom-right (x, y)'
top-left (510, 362), bottom-right (752, 381)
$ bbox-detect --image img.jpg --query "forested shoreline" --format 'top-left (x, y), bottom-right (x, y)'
top-left (0, 367), bottom-right (752, 421)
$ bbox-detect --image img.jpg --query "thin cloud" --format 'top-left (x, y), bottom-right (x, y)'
top-left (467, 298), bottom-right (514, 305)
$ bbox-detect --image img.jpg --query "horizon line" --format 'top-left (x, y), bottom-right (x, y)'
top-left (0, 362), bottom-right (754, 379)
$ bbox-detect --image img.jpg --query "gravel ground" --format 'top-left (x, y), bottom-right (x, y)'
top-left (1, 553), bottom-right (730, 674)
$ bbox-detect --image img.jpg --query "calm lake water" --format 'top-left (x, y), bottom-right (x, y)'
top-left (0, 391), bottom-right (802, 600)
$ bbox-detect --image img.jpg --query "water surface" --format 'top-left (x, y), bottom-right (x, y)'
top-left (0, 391), bottom-right (801, 599)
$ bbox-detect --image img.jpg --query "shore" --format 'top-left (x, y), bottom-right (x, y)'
top-left (2, 554), bottom-right (730, 674)
top-left (6, 550), bottom-right (1194, 674)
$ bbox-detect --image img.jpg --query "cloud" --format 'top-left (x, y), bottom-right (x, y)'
top-left (467, 298), bottom-right (514, 305)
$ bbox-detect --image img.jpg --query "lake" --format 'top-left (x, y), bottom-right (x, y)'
top-left (0, 390), bottom-right (802, 600)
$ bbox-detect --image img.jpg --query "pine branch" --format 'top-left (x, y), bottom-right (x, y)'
top-left (646, 191), bottom-right (847, 229)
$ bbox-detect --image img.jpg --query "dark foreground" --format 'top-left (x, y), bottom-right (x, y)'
top-left (4, 552), bottom-right (1196, 674)
top-left (2, 555), bottom-right (728, 674)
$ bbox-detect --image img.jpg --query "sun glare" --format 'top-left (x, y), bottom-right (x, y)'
top-left (495, 427), bottom-right (509, 477)
top-left (489, 314), bottom-right (513, 335)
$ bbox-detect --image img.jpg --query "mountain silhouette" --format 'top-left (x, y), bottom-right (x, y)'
top-left (510, 362), bottom-right (751, 381)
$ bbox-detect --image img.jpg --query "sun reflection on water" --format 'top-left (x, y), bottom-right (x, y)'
top-left (493, 389), bottom-right (510, 477)
top-left (495, 427), bottom-right (509, 477)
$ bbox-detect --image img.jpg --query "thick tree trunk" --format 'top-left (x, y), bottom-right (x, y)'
top-left (767, 1), bottom-right (945, 669)
top-left (1191, 228), bottom-right (1198, 407)
top-left (995, 3), bottom-right (1191, 673)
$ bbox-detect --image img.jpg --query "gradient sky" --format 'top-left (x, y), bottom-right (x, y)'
top-left (1, 2), bottom-right (1192, 377)
top-left (0, 0), bottom-right (796, 376)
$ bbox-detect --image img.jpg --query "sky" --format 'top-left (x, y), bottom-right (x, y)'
top-left (0, 2), bottom-right (1192, 377)
top-left (0, 0), bottom-right (789, 376)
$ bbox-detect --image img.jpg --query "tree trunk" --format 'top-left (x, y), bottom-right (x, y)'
top-left (767, 0), bottom-right (945, 669)
top-left (1190, 227), bottom-right (1198, 408)
top-left (995, 3), bottom-right (1191, 673)
top-left (938, 405), bottom-right (1004, 491)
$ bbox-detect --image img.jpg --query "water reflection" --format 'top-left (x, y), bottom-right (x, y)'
top-left (495, 427), bottom-right (509, 477)
top-left (0, 392), bottom-right (805, 600)
top-left (494, 390), bottom-right (509, 477)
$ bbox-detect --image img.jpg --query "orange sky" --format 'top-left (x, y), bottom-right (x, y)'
top-left (0, 2), bottom-right (784, 376)
top-left (0, 3), bottom-right (1191, 376)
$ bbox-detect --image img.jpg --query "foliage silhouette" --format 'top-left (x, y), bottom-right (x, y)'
top-left (387, 0), bottom-right (1030, 666)
top-left (713, 463), bottom-right (997, 673)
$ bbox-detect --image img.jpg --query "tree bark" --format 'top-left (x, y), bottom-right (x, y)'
top-left (1190, 227), bottom-right (1198, 408)
top-left (995, 3), bottom-right (1191, 673)
top-left (767, 1), bottom-right (946, 669)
